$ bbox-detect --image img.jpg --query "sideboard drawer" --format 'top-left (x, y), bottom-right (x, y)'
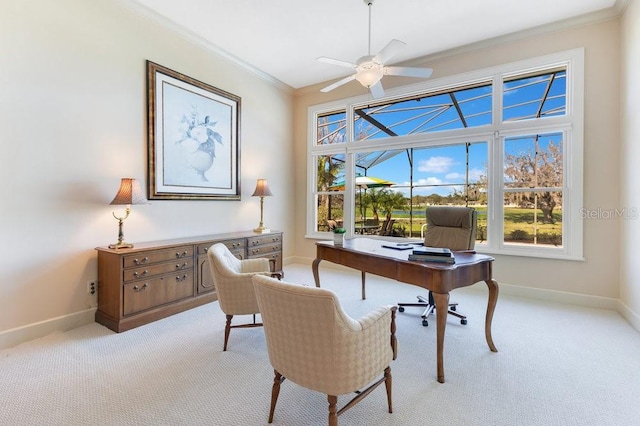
top-left (198, 239), bottom-right (245, 257)
top-left (123, 246), bottom-right (193, 268)
top-left (247, 242), bottom-right (282, 257)
top-left (123, 258), bottom-right (193, 282)
top-left (123, 271), bottom-right (194, 316)
top-left (247, 234), bottom-right (282, 247)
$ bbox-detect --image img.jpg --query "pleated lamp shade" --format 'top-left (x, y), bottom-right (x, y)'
top-left (110, 178), bottom-right (147, 206)
top-left (251, 179), bottom-right (273, 197)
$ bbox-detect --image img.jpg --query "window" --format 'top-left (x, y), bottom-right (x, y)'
top-left (503, 132), bottom-right (563, 247)
top-left (308, 49), bottom-right (584, 260)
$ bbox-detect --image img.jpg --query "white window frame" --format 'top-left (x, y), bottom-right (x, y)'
top-left (307, 48), bottom-right (584, 261)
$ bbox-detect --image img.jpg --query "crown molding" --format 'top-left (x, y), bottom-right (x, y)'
top-left (397, 3), bottom-right (624, 69)
top-left (115, 0), bottom-right (294, 94)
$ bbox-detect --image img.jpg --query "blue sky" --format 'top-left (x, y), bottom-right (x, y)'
top-left (360, 142), bottom-right (488, 197)
top-left (351, 71), bottom-right (566, 197)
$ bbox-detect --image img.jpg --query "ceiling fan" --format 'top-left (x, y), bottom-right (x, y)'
top-left (318, 0), bottom-right (433, 99)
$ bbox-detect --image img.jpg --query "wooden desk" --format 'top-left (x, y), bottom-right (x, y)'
top-left (312, 238), bottom-right (498, 383)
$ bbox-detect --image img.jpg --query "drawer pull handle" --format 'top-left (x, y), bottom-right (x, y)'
top-left (176, 250), bottom-right (188, 258)
top-left (175, 262), bottom-right (188, 269)
top-left (203, 247), bottom-right (208, 253)
top-left (133, 283), bottom-right (148, 292)
top-left (133, 257), bottom-right (149, 265)
top-left (133, 270), bottom-right (148, 278)
top-left (176, 274), bottom-right (188, 282)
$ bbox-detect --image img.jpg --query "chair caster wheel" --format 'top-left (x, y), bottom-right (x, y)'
top-left (422, 319), bottom-right (429, 327)
top-left (461, 319), bottom-right (468, 325)
top-left (398, 306), bottom-right (405, 312)
top-left (451, 306), bottom-right (456, 311)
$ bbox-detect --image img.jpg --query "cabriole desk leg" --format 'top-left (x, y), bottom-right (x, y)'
top-left (432, 291), bottom-right (450, 383)
top-left (485, 279), bottom-right (499, 352)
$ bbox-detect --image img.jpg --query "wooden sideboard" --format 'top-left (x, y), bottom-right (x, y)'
top-left (95, 230), bottom-right (283, 332)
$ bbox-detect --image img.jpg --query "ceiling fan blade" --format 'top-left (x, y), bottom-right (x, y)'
top-left (321, 74), bottom-right (357, 93)
top-left (369, 80), bottom-right (385, 99)
top-left (373, 39), bottom-right (407, 64)
top-left (385, 66), bottom-right (433, 79)
top-left (316, 57), bottom-right (357, 68)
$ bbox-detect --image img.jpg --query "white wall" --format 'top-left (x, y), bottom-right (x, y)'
top-left (294, 18), bottom-right (623, 306)
top-left (0, 0), bottom-right (294, 347)
top-left (620, 0), bottom-right (640, 329)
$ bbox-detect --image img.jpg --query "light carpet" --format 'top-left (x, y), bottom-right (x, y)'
top-left (1, 264), bottom-right (639, 425)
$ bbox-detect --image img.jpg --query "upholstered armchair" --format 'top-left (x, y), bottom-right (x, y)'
top-left (207, 243), bottom-right (277, 351)
top-left (398, 206), bottom-right (477, 326)
top-left (251, 275), bottom-right (398, 426)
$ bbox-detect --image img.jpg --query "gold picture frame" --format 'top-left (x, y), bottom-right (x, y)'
top-left (147, 61), bottom-right (241, 200)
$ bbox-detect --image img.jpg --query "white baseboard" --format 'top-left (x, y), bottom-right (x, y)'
top-left (618, 300), bottom-right (640, 332)
top-left (0, 308), bottom-right (96, 351)
top-left (4, 258), bottom-right (638, 350)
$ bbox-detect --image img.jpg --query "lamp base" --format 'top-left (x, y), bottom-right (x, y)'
top-left (253, 226), bottom-right (271, 234)
top-left (108, 241), bottom-right (134, 249)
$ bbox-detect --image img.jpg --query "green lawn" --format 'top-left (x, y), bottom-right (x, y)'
top-left (358, 205), bottom-right (562, 244)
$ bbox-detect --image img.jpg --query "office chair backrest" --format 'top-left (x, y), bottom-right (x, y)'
top-left (424, 206), bottom-right (477, 251)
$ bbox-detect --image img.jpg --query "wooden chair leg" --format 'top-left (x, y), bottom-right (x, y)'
top-left (268, 370), bottom-right (284, 423)
top-left (327, 395), bottom-right (338, 426)
top-left (223, 315), bottom-right (233, 351)
top-left (384, 366), bottom-right (393, 413)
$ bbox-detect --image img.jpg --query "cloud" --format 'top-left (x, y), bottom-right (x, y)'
top-left (417, 156), bottom-right (456, 173)
top-left (445, 167), bottom-right (486, 181)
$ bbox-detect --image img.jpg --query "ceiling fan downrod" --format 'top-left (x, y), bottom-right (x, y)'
top-left (365, 0), bottom-right (374, 56)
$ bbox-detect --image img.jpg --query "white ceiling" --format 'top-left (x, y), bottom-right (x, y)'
top-left (126, 0), bottom-right (618, 90)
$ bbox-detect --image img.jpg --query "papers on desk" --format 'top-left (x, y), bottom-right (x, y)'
top-left (381, 242), bottom-right (421, 250)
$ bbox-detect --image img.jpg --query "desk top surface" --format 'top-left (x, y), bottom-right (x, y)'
top-left (317, 238), bottom-right (493, 268)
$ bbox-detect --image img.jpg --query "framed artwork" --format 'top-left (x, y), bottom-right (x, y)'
top-left (147, 61), bottom-right (241, 200)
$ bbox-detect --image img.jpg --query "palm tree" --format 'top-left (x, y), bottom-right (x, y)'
top-left (380, 190), bottom-right (408, 221)
top-left (316, 155), bottom-right (343, 226)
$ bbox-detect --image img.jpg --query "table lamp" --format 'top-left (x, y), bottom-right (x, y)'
top-left (108, 178), bottom-right (147, 249)
top-left (252, 178), bottom-right (273, 234)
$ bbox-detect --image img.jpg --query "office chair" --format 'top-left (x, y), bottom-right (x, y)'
top-left (252, 275), bottom-right (397, 426)
top-left (398, 206), bottom-right (477, 326)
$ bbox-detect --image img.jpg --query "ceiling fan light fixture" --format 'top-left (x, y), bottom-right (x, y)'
top-left (355, 65), bottom-right (383, 88)
top-left (317, 0), bottom-right (433, 98)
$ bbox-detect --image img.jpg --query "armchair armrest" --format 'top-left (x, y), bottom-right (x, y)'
top-left (241, 258), bottom-right (271, 273)
top-left (356, 305), bottom-right (395, 329)
top-left (351, 305), bottom-right (398, 360)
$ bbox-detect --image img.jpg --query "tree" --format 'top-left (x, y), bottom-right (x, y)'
top-left (504, 139), bottom-right (562, 223)
top-left (316, 115), bottom-right (345, 227)
top-left (316, 155), bottom-right (343, 225)
top-left (360, 188), bottom-right (384, 221)
top-left (379, 190), bottom-right (407, 221)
